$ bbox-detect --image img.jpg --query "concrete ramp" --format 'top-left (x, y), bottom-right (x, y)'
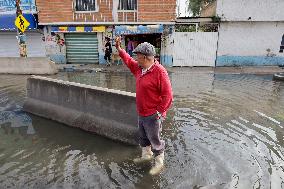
top-left (0, 57), bottom-right (58, 75)
top-left (23, 76), bottom-right (139, 145)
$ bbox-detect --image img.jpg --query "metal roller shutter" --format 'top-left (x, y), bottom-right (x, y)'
top-left (65, 33), bottom-right (99, 64)
top-left (0, 31), bottom-right (45, 57)
top-left (0, 32), bottom-right (18, 57)
top-left (26, 32), bottom-right (46, 57)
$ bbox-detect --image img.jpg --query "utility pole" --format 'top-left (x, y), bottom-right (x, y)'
top-left (16, 0), bottom-right (27, 57)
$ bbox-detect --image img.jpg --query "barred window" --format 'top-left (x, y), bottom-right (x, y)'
top-left (75, 0), bottom-right (97, 11)
top-left (118, 0), bottom-right (137, 10)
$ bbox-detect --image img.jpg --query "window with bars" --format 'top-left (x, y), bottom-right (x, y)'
top-left (118, 0), bottom-right (137, 10)
top-left (74, 0), bottom-right (97, 12)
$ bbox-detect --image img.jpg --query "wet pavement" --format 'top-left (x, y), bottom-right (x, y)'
top-left (1, 68), bottom-right (284, 188)
top-left (56, 64), bottom-right (284, 75)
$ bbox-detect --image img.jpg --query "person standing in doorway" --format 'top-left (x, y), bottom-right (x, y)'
top-left (127, 37), bottom-right (134, 57)
top-left (115, 36), bottom-right (173, 175)
top-left (104, 37), bottom-right (112, 66)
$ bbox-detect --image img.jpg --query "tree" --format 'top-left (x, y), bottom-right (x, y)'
top-left (187, 0), bottom-right (215, 16)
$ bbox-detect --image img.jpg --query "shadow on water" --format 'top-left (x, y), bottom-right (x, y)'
top-left (1, 72), bottom-right (284, 188)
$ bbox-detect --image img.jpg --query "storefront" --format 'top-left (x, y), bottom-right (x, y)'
top-left (49, 26), bottom-right (105, 64)
top-left (114, 25), bottom-right (164, 61)
top-left (44, 24), bottom-right (174, 66)
top-left (0, 14), bottom-right (45, 57)
top-left (0, 0), bottom-right (45, 57)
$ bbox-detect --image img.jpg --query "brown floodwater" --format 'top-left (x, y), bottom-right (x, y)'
top-left (0, 71), bottom-right (284, 189)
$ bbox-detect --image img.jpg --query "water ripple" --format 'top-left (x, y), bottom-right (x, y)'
top-left (1, 73), bottom-right (284, 188)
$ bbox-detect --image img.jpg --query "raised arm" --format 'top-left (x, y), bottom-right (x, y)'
top-left (115, 36), bottom-right (139, 76)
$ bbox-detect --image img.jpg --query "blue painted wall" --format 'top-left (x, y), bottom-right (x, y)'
top-left (99, 54), bottom-right (105, 64)
top-left (160, 55), bottom-right (173, 67)
top-left (49, 55), bottom-right (66, 64)
top-left (217, 56), bottom-right (284, 66)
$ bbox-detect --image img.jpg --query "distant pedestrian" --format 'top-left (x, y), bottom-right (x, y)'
top-left (115, 36), bottom-right (173, 175)
top-left (280, 34), bottom-right (284, 53)
top-left (104, 37), bottom-right (112, 66)
top-left (126, 37), bottom-right (134, 57)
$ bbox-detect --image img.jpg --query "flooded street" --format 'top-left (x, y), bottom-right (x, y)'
top-left (1, 71), bottom-right (284, 188)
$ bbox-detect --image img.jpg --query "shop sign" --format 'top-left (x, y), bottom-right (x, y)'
top-left (51, 26), bottom-right (106, 33)
top-left (76, 26), bottom-right (84, 32)
top-left (0, 0), bottom-right (36, 14)
top-left (93, 26), bottom-right (105, 32)
top-left (59, 26), bottom-right (68, 32)
top-left (115, 25), bottom-right (163, 35)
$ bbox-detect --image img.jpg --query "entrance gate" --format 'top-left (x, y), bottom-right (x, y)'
top-left (173, 32), bottom-right (218, 67)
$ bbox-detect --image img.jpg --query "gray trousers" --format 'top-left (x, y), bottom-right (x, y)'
top-left (138, 113), bottom-right (165, 156)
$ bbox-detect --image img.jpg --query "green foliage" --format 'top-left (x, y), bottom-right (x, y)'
top-left (175, 24), bottom-right (219, 32)
top-left (175, 25), bottom-right (197, 32)
top-left (212, 15), bottom-right (221, 22)
top-left (198, 24), bottom-right (218, 32)
top-left (187, 0), bottom-right (215, 16)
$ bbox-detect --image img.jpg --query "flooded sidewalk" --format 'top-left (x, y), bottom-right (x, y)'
top-left (1, 69), bottom-right (284, 188)
top-left (57, 63), bottom-right (284, 75)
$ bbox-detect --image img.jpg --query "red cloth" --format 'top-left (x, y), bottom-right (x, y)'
top-left (119, 49), bottom-right (173, 117)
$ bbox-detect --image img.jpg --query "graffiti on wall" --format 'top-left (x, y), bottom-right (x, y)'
top-left (280, 34), bottom-right (284, 53)
top-left (43, 32), bottom-right (66, 63)
top-left (44, 32), bottom-right (65, 54)
top-left (0, 0), bottom-right (36, 14)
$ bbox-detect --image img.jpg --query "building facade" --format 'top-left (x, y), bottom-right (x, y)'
top-left (36, 0), bottom-right (176, 65)
top-left (215, 0), bottom-right (284, 66)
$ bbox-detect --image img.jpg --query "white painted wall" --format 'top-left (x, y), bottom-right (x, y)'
top-left (218, 22), bottom-right (284, 57)
top-left (216, 0), bottom-right (284, 21)
top-left (177, 0), bottom-right (191, 17)
top-left (97, 32), bottom-right (104, 63)
top-left (112, 0), bottom-right (119, 22)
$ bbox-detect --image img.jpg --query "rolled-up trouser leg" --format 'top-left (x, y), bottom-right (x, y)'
top-left (138, 114), bottom-right (165, 156)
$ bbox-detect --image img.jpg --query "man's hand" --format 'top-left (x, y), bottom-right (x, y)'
top-left (156, 111), bottom-right (162, 120)
top-left (115, 36), bottom-right (122, 50)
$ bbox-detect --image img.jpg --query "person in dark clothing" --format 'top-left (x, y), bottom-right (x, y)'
top-left (280, 34), bottom-right (284, 53)
top-left (104, 37), bottom-right (112, 66)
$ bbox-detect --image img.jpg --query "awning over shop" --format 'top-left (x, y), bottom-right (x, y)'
top-left (0, 14), bottom-right (37, 31)
top-left (114, 25), bottom-right (163, 35)
top-left (51, 26), bottom-right (106, 33)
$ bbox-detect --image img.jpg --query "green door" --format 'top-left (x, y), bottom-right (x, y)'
top-left (65, 33), bottom-right (99, 64)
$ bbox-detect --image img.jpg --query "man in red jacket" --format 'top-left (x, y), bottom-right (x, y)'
top-left (115, 37), bottom-right (173, 175)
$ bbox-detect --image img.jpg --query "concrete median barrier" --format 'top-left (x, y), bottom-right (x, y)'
top-left (0, 58), bottom-right (58, 74)
top-left (23, 75), bottom-right (139, 145)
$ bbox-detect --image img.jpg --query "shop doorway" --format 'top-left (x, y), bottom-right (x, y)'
top-left (124, 33), bottom-right (161, 62)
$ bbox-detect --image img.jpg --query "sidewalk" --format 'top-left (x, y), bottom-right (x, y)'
top-left (56, 64), bottom-right (284, 74)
